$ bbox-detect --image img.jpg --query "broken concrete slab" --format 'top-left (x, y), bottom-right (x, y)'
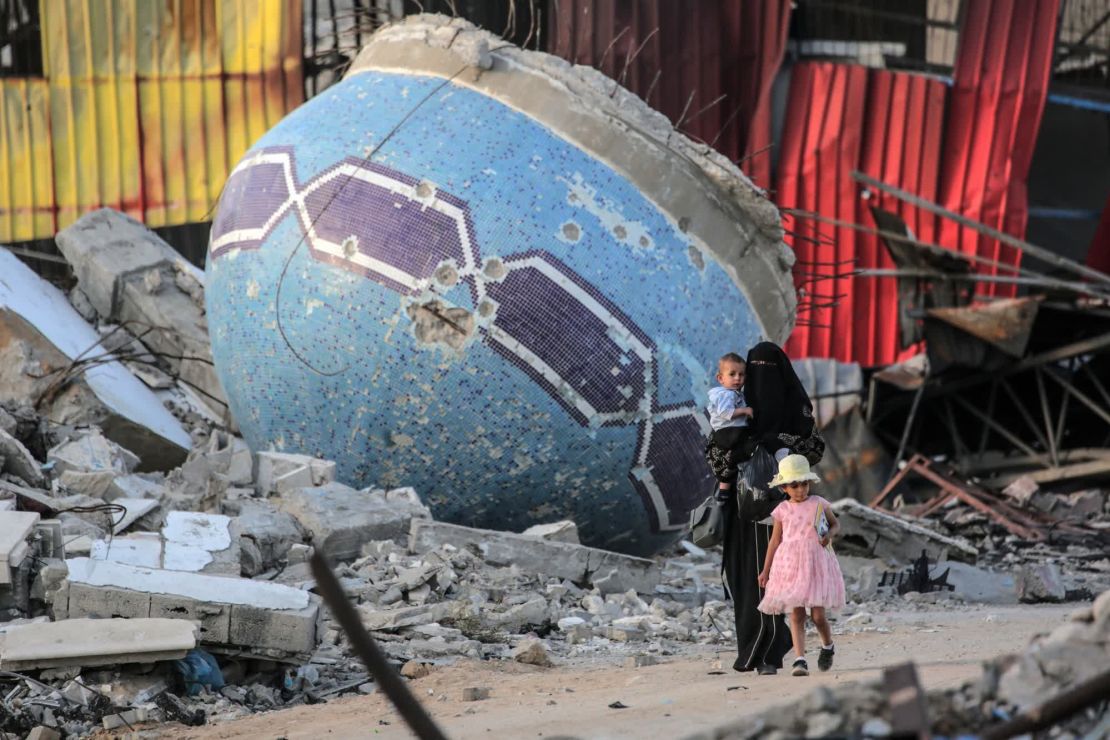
top-left (359, 600), bottom-right (470, 632)
top-left (1016, 562), bottom-right (1066, 603)
top-left (92, 511), bottom-right (240, 576)
top-left (231, 499), bottom-right (307, 574)
top-left (62, 558), bottom-right (318, 654)
top-left (512, 637), bottom-right (553, 666)
top-left (278, 482), bottom-right (431, 561)
top-left (0, 427), bottom-right (44, 487)
top-left (0, 250), bottom-right (190, 469)
top-left (256, 451), bottom-right (336, 494)
top-left (0, 617), bottom-right (196, 671)
top-left (522, 520), bottom-right (580, 545)
top-left (49, 429), bottom-right (140, 477)
top-left (0, 510), bottom-right (39, 586)
top-left (163, 511), bottom-right (240, 575)
top-left (943, 561), bottom-right (1018, 605)
top-left (55, 208), bottom-right (228, 417)
top-left (111, 497), bottom-right (161, 534)
top-left (409, 520), bottom-right (661, 593)
top-left (91, 532), bottom-right (163, 568)
top-left (832, 498), bottom-right (977, 564)
top-left (105, 473), bottom-right (167, 502)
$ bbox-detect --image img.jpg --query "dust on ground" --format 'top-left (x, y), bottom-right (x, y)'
top-left (152, 603), bottom-right (1071, 740)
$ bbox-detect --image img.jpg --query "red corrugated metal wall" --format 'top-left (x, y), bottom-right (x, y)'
top-left (936, 0), bottom-right (1061, 297)
top-left (551, 0), bottom-right (1062, 367)
top-left (780, 64), bottom-right (946, 366)
top-left (547, 0), bottom-right (790, 189)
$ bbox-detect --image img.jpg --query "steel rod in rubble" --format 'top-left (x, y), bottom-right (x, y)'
top-left (850, 170), bottom-right (1110, 289)
top-left (310, 550), bottom-right (450, 740)
top-left (980, 668), bottom-right (1110, 740)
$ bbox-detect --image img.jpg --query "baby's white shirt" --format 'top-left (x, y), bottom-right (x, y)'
top-left (707, 386), bottom-right (750, 431)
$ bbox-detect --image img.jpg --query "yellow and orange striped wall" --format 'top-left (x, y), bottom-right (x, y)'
top-left (0, 0), bottom-right (303, 243)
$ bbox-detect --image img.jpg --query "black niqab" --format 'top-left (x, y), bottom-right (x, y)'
top-left (745, 341), bottom-right (817, 454)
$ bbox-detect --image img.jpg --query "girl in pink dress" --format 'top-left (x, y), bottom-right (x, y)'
top-left (757, 454), bottom-right (846, 676)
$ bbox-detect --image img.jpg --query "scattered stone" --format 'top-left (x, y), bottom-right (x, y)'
top-left (1016, 562), bottom-right (1066, 603)
top-left (409, 520), bottom-right (660, 593)
top-left (511, 637), bottom-right (552, 667)
top-left (831, 498), bottom-right (978, 563)
top-left (1002, 476), bottom-right (1040, 507)
top-left (280, 482), bottom-right (431, 561)
top-left (461, 687), bottom-right (490, 701)
top-left (0, 427), bottom-right (45, 487)
top-left (625, 655), bottom-right (660, 668)
top-left (256, 451), bottom-right (336, 494)
top-left (25, 726), bottom-right (62, 740)
top-left (400, 660), bottom-right (431, 679)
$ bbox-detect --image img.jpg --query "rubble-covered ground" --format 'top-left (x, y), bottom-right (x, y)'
top-left (1, 211), bottom-right (1108, 739)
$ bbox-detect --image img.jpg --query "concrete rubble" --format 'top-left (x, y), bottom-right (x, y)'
top-left (0, 618), bottom-right (197, 670)
top-left (54, 209), bottom-right (228, 419)
top-left (693, 587), bottom-right (1110, 740)
top-left (0, 218), bottom-right (750, 734)
top-left (0, 18), bottom-right (1104, 733)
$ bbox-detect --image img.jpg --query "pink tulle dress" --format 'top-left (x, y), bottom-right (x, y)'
top-left (758, 495), bottom-right (846, 614)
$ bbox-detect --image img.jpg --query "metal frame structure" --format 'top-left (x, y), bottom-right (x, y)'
top-left (870, 325), bottom-right (1110, 487)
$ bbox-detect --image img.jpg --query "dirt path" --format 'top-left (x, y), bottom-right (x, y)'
top-left (155, 604), bottom-right (1072, 740)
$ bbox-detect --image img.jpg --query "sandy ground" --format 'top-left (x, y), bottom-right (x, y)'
top-left (153, 603), bottom-right (1074, 740)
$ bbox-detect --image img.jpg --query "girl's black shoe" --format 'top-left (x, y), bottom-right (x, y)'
top-left (818, 646), bottom-right (835, 672)
top-left (791, 658), bottom-right (809, 677)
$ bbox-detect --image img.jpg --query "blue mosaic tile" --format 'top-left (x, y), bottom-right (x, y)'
top-left (206, 70), bottom-right (765, 555)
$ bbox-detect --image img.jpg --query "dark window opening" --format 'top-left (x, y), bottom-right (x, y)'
top-left (0, 0), bottom-right (43, 77)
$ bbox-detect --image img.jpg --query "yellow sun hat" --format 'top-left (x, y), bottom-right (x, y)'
top-left (769, 453), bottom-right (821, 487)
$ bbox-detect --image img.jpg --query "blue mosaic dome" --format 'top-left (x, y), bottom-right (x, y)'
top-left (206, 17), bottom-right (793, 555)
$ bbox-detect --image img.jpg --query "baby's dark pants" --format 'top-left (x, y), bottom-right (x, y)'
top-left (704, 427), bottom-right (755, 485)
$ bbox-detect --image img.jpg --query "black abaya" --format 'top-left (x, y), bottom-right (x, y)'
top-left (721, 481), bottom-right (791, 671)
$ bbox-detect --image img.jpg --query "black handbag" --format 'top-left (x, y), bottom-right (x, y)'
top-left (689, 495), bottom-right (725, 548)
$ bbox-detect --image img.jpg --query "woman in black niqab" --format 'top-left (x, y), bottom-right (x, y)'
top-left (720, 341), bottom-right (823, 673)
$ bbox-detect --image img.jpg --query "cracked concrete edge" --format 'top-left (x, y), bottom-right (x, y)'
top-left (346, 13), bottom-right (796, 344)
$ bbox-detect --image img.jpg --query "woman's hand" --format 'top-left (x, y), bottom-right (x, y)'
top-left (819, 534), bottom-right (831, 548)
top-left (757, 571), bottom-right (769, 588)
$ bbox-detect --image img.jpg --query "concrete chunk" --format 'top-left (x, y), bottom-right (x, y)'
top-left (111, 497), bottom-right (161, 534)
top-left (0, 428), bottom-right (44, 487)
top-left (1016, 562), bottom-right (1066, 603)
top-left (163, 511), bottom-right (240, 575)
top-left (0, 618), bottom-right (196, 670)
top-left (0, 510), bottom-right (39, 585)
top-left (0, 250), bottom-right (190, 468)
top-left (409, 520), bottom-right (660, 593)
top-left (55, 208), bottom-right (227, 416)
top-left (257, 451), bottom-right (335, 494)
top-left (63, 558), bottom-right (317, 654)
top-left (234, 499), bottom-right (307, 571)
top-left (830, 498), bottom-right (978, 564)
top-left (522, 520), bottom-right (580, 544)
top-left (48, 429), bottom-right (139, 478)
top-left (279, 482), bottom-right (431, 561)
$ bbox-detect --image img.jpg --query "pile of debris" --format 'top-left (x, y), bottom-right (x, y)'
top-left (0, 209), bottom-right (740, 735)
top-left (866, 455), bottom-right (1110, 603)
top-left (697, 589), bottom-right (1110, 740)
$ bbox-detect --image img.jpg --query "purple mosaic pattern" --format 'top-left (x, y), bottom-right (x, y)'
top-left (211, 147), bottom-right (710, 531)
top-left (210, 147), bottom-right (475, 297)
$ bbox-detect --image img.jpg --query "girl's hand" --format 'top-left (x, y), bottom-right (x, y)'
top-left (819, 535), bottom-right (831, 548)
top-left (757, 571), bottom-right (769, 588)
